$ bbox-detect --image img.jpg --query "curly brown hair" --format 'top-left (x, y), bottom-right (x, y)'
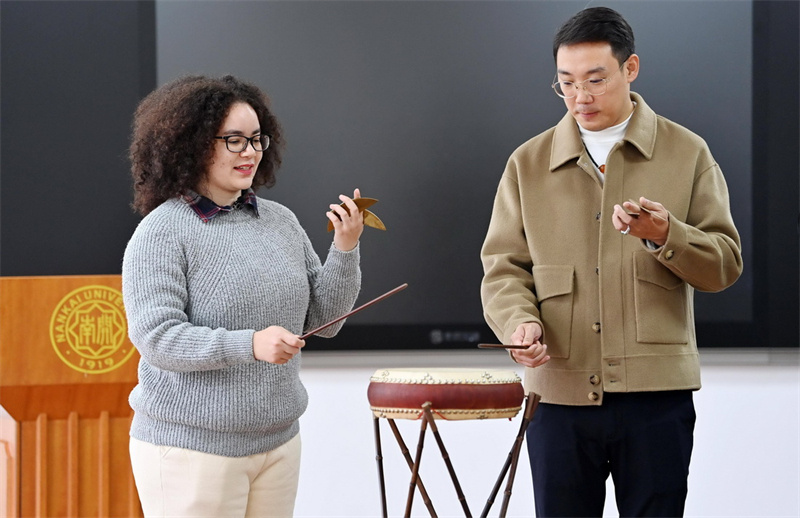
top-left (129, 75), bottom-right (284, 215)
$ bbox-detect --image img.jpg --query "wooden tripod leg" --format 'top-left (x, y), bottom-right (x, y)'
top-left (499, 393), bottom-right (540, 517)
top-left (404, 410), bottom-right (430, 518)
top-left (373, 416), bottom-right (388, 518)
top-left (387, 419), bottom-right (438, 517)
top-left (480, 392), bottom-right (541, 518)
top-left (422, 403), bottom-right (472, 517)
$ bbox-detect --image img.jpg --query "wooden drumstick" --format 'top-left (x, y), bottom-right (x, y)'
top-left (478, 343), bottom-right (531, 350)
top-left (300, 283), bottom-right (408, 340)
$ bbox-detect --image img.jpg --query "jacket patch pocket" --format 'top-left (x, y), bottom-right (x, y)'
top-left (532, 265), bottom-right (574, 358)
top-left (633, 251), bottom-right (688, 344)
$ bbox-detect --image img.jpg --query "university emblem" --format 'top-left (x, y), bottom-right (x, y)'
top-left (49, 285), bottom-right (134, 374)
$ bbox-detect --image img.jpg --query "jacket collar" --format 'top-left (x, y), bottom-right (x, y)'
top-left (549, 92), bottom-right (657, 172)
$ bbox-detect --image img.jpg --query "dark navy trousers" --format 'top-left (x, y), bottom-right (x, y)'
top-left (526, 390), bottom-right (695, 517)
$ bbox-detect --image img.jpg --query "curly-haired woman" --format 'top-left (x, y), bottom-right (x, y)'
top-left (122, 75), bottom-right (363, 517)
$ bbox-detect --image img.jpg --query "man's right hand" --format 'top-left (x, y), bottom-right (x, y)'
top-left (509, 322), bottom-right (550, 368)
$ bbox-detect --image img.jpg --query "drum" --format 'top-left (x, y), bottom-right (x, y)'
top-left (368, 368), bottom-right (524, 420)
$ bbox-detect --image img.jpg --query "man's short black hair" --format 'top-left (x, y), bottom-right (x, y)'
top-left (553, 7), bottom-right (635, 66)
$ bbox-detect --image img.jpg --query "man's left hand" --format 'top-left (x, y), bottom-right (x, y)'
top-left (612, 196), bottom-right (670, 246)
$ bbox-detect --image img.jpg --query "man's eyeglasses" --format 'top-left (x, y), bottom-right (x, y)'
top-left (551, 62), bottom-right (626, 99)
top-left (215, 134), bottom-right (270, 153)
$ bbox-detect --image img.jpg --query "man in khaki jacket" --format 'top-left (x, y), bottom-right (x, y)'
top-left (480, 7), bottom-right (742, 517)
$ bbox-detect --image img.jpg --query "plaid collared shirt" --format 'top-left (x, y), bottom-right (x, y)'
top-left (183, 189), bottom-right (260, 223)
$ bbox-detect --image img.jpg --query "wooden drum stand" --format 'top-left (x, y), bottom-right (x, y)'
top-left (368, 368), bottom-right (541, 518)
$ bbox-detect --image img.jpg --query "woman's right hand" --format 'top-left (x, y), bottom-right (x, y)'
top-left (253, 326), bottom-right (305, 364)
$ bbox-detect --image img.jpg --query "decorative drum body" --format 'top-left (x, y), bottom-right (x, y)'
top-left (368, 368), bottom-right (524, 420)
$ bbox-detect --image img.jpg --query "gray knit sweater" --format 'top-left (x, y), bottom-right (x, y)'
top-left (121, 195), bottom-right (360, 457)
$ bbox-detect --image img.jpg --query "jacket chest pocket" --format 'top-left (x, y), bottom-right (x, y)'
top-left (532, 265), bottom-right (574, 358)
top-left (633, 251), bottom-right (689, 344)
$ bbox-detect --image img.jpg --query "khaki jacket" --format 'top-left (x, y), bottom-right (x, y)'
top-left (480, 93), bottom-right (743, 406)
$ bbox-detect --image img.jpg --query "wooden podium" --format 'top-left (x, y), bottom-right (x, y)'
top-left (0, 276), bottom-right (142, 517)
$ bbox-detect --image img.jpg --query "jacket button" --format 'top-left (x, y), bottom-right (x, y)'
top-left (595, 267), bottom-right (599, 275)
top-left (592, 322), bottom-right (601, 333)
top-left (665, 249), bottom-right (675, 260)
top-left (588, 392), bottom-right (599, 401)
top-left (589, 374), bottom-right (600, 385)
top-left (595, 212), bottom-right (601, 220)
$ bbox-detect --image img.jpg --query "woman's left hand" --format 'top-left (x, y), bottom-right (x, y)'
top-left (327, 188), bottom-right (365, 251)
